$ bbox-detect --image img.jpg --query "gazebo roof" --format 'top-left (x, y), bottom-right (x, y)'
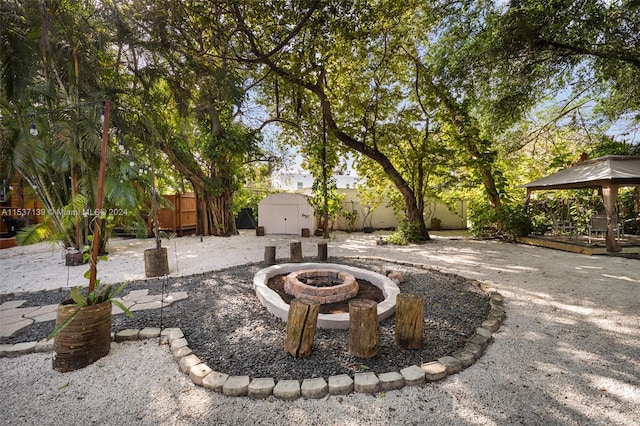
top-left (524, 155), bottom-right (640, 191)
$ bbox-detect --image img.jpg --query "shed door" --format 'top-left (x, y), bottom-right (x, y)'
top-left (272, 204), bottom-right (299, 234)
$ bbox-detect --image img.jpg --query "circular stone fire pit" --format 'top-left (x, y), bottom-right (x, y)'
top-left (284, 269), bottom-right (359, 304)
top-left (254, 263), bottom-right (400, 329)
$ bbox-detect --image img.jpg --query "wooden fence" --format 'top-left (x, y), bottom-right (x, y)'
top-left (157, 192), bottom-right (197, 236)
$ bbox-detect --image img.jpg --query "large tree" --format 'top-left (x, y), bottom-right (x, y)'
top-left (107, 0), bottom-right (265, 236)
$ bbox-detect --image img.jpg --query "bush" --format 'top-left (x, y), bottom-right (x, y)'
top-left (386, 221), bottom-right (423, 245)
top-left (469, 200), bottom-right (533, 241)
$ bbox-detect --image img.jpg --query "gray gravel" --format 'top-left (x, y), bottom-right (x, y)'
top-left (1, 258), bottom-right (489, 381)
top-left (1, 233), bottom-right (639, 425)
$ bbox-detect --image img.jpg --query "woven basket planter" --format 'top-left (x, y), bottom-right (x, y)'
top-left (52, 299), bottom-right (112, 372)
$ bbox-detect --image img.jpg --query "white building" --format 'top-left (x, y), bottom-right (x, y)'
top-left (273, 172), bottom-right (360, 191)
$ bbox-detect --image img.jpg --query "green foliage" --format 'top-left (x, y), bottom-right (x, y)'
top-left (309, 177), bottom-right (344, 230)
top-left (386, 221), bottom-right (424, 246)
top-left (342, 209), bottom-right (359, 232)
top-left (469, 200), bottom-right (533, 241)
top-left (47, 281), bottom-right (132, 341)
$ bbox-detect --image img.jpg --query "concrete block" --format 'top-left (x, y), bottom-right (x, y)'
top-left (400, 365), bottom-right (425, 386)
top-left (328, 374), bottom-right (353, 395)
top-left (301, 377), bottom-right (328, 399)
top-left (378, 371), bottom-right (405, 391)
top-left (248, 378), bottom-right (276, 399)
top-left (203, 371), bottom-right (229, 392)
top-left (273, 380), bottom-right (301, 400)
top-left (354, 372), bottom-right (380, 394)
top-left (223, 376), bottom-right (250, 397)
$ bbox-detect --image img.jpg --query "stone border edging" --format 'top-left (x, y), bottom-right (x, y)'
top-left (0, 257), bottom-right (506, 401)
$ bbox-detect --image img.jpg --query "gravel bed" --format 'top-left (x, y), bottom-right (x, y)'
top-left (1, 258), bottom-right (489, 381)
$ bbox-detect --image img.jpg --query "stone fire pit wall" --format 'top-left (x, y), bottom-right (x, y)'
top-left (284, 269), bottom-right (359, 304)
top-left (254, 262), bottom-right (400, 329)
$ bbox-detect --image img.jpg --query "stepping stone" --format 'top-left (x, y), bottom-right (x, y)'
top-left (203, 371), bottom-right (229, 392)
top-left (273, 380), bottom-right (300, 400)
top-left (6, 341), bottom-right (37, 357)
top-left (35, 339), bottom-right (54, 353)
top-left (129, 301), bottom-right (163, 312)
top-left (354, 372), bottom-right (379, 394)
top-left (248, 378), bottom-right (276, 399)
top-left (378, 371), bottom-right (405, 391)
top-left (328, 374), bottom-right (353, 395)
top-left (400, 365), bottom-right (425, 386)
top-left (122, 289), bottom-right (149, 301)
top-left (0, 300), bottom-right (27, 310)
top-left (28, 304), bottom-right (58, 323)
top-left (0, 344), bottom-right (13, 356)
top-left (223, 376), bottom-right (250, 397)
top-left (165, 292), bottom-right (188, 304)
top-left (0, 318), bottom-right (34, 337)
top-left (301, 377), bottom-right (328, 399)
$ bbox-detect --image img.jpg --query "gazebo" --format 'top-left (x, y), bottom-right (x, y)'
top-left (523, 155), bottom-right (640, 252)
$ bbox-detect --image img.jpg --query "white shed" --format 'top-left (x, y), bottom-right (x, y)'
top-left (258, 193), bottom-right (315, 235)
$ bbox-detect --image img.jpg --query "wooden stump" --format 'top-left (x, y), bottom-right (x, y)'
top-left (349, 299), bottom-right (380, 358)
top-left (256, 226), bottom-right (265, 236)
top-left (264, 246), bottom-right (276, 265)
top-left (290, 241), bottom-right (303, 263)
top-left (317, 240), bottom-right (328, 261)
top-left (395, 293), bottom-right (425, 349)
top-left (284, 298), bottom-right (320, 358)
top-left (301, 228), bottom-right (310, 237)
top-left (144, 247), bottom-right (169, 278)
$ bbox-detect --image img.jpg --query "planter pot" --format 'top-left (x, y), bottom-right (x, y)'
top-left (144, 247), bottom-right (169, 278)
top-left (52, 299), bottom-right (112, 372)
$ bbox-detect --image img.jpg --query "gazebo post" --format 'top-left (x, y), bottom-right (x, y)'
top-left (602, 184), bottom-right (622, 252)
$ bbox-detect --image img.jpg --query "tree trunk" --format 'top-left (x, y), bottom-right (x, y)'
top-left (349, 299), bottom-right (380, 358)
top-left (284, 298), bottom-right (320, 358)
top-left (395, 293), bottom-right (425, 349)
top-left (264, 246), bottom-right (276, 265)
top-left (290, 241), bottom-right (303, 263)
top-left (258, 59), bottom-right (431, 241)
top-left (317, 240), bottom-right (327, 261)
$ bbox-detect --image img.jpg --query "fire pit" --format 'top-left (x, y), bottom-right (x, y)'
top-left (284, 269), bottom-right (359, 304)
top-left (254, 262), bottom-right (400, 329)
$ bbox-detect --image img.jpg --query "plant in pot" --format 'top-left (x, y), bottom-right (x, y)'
top-left (46, 99), bottom-right (133, 372)
top-left (48, 228), bottom-right (133, 372)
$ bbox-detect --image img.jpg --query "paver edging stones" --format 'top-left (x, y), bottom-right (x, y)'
top-left (0, 257), bottom-right (505, 401)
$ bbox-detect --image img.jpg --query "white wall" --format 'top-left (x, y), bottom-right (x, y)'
top-left (333, 189), bottom-right (468, 231)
